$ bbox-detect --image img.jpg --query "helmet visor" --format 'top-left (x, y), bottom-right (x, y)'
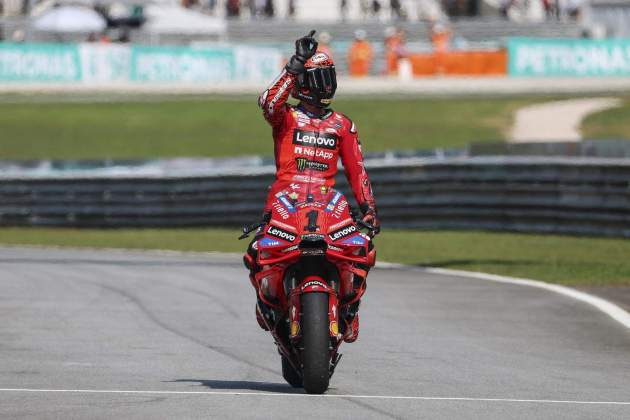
top-left (303, 66), bottom-right (337, 99)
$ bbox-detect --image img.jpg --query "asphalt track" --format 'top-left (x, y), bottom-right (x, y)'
top-left (0, 247), bottom-right (629, 420)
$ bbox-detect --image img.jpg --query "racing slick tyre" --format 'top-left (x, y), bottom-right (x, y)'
top-left (301, 292), bottom-right (330, 394)
top-left (281, 355), bottom-right (303, 388)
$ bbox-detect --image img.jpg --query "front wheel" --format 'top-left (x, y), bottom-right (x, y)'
top-left (301, 292), bottom-right (330, 394)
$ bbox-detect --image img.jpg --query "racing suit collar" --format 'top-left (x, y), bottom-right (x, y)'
top-left (297, 104), bottom-right (333, 120)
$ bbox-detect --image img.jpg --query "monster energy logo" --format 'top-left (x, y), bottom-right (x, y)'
top-left (295, 158), bottom-right (329, 172)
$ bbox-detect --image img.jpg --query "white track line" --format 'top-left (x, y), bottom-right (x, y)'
top-left (424, 267), bottom-right (630, 330)
top-left (0, 389), bottom-right (629, 405)
top-left (375, 262), bottom-right (630, 331)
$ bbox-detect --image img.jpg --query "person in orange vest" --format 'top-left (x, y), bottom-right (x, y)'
top-left (430, 22), bottom-right (450, 75)
top-left (317, 31), bottom-right (334, 59)
top-left (384, 26), bottom-right (405, 76)
top-left (431, 22), bottom-right (450, 53)
top-left (347, 29), bottom-right (373, 77)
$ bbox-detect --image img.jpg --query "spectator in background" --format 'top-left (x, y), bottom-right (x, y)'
top-left (206, 0), bottom-right (217, 14)
top-left (264, 0), bottom-right (274, 17)
top-left (181, 0), bottom-right (199, 8)
top-left (431, 22), bottom-right (450, 75)
top-left (348, 29), bottom-right (373, 77)
top-left (340, 0), bottom-right (348, 21)
top-left (226, 0), bottom-right (240, 17)
top-left (431, 22), bottom-right (450, 53)
top-left (384, 26), bottom-right (405, 76)
top-left (288, 0), bottom-right (295, 18)
top-left (372, 0), bottom-right (382, 15)
top-left (360, 0), bottom-right (370, 18)
top-left (390, 0), bottom-right (404, 19)
top-left (317, 31), bottom-right (334, 59)
top-left (255, 0), bottom-right (265, 16)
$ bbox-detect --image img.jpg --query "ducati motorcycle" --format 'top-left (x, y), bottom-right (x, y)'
top-left (241, 184), bottom-right (376, 394)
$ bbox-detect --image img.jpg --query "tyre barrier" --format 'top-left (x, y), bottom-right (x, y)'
top-left (1, 156), bottom-right (629, 237)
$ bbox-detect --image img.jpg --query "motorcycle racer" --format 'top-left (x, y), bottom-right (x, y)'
top-left (246, 30), bottom-right (380, 343)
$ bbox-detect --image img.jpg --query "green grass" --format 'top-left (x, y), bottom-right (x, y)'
top-left (582, 98), bottom-right (630, 139)
top-left (1, 227), bottom-right (628, 287)
top-left (0, 97), bottom-right (533, 160)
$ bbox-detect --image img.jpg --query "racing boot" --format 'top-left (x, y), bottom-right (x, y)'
top-left (255, 301), bottom-right (269, 331)
top-left (344, 313), bottom-right (360, 343)
top-left (343, 300), bottom-right (361, 343)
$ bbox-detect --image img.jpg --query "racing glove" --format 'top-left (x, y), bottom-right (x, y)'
top-left (285, 30), bottom-right (318, 75)
top-left (360, 203), bottom-right (381, 237)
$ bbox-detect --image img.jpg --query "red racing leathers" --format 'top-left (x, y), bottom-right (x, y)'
top-left (258, 69), bottom-right (376, 213)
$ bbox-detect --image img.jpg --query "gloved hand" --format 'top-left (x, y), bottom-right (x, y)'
top-left (360, 204), bottom-right (381, 237)
top-left (285, 30), bottom-right (318, 75)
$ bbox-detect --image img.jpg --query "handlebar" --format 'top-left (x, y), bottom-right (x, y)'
top-left (356, 218), bottom-right (376, 233)
top-left (238, 221), bottom-right (264, 240)
top-left (350, 206), bottom-right (377, 235)
top-left (240, 207), bottom-right (376, 240)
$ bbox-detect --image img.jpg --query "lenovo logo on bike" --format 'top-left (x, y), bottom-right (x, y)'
top-left (293, 130), bottom-right (338, 150)
top-left (328, 224), bottom-right (357, 241)
top-left (301, 280), bottom-right (327, 290)
top-left (267, 225), bottom-right (296, 242)
top-left (295, 158), bottom-right (329, 172)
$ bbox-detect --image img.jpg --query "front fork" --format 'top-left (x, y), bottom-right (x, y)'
top-left (287, 276), bottom-right (344, 376)
top-left (288, 276), bottom-right (341, 343)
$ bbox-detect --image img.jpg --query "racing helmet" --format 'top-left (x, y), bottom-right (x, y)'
top-left (292, 52), bottom-right (337, 108)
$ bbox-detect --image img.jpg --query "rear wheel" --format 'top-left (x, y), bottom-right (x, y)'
top-left (301, 292), bottom-right (330, 394)
top-left (281, 355), bottom-right (302, 388)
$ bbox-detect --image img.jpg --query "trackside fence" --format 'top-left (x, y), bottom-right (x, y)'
top-left (1, 156), bottom-right (629, 237)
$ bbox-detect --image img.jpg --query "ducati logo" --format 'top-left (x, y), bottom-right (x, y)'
top-left (296, 157), bottom-right (307, 172)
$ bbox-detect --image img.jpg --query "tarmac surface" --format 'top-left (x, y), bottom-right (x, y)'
top-left (0, 246), bottom-right (629, 419)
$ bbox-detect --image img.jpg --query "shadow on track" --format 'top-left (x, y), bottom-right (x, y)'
top-left (169, 379), bottom-right (303, 394)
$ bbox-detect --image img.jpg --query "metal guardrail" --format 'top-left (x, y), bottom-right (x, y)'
top-left (1, 156), bottom-right (629, 237)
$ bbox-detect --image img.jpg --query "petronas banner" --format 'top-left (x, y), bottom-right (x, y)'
top-left (0, 43), bottom-right (282, 84)
top-left (508, 37), bottom-right (630, 77)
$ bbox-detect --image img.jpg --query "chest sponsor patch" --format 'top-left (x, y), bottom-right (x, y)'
top-left (328, 224), bottom-right (357, 242)
top-left (295, 158), bottom-right (329, 172)
top-left (267, 225), bottom-right (297, 242)
top-left (294, 145), bottom-right (334, 160)
top-left (293, 130), bottom-right (338, 150)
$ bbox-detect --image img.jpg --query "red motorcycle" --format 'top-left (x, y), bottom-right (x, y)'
top-left (241, 183), bottom-right (376, 394)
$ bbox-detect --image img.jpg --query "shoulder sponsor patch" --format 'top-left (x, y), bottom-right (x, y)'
top-left (339, 113), bottom-right (357, 133)
top-left (277, 194), bottom-right (297, 213)
top-left (325, 191), bottom-right (343, 212)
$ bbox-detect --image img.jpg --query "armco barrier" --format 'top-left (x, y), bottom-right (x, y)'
top-left (0, 156), bottom-right (629, 237)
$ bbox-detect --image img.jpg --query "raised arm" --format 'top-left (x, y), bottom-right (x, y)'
top-left (258, 70), bottom-right (296, 126)
top-left (258, 30), bottom-right (319, 126)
